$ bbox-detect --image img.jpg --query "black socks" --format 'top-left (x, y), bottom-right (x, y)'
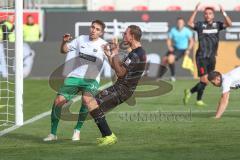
top-left (158, 65), bottom-right (168, 78)
top-left (169, 63), bottom-right (175, 77)
top-left (90, 108), bottom-right (112, 137)
top-left (190, 82), bottom-right (207, 100)
top-left (197, 82), bottom-right (207, 100)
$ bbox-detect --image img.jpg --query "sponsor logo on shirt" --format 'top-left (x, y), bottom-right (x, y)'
top-left (202, 29), bottom-right (218, 34)
top-left (79, 52), bottom-right (96, 62)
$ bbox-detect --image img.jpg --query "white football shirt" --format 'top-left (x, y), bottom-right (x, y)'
top-left (221, 67), bottom-right (240, 93)
top-left (66, 35), bottom-right (107, 83)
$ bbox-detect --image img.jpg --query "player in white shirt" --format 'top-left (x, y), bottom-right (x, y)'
top-left (208, 67), bottom-right (240, 118)
top-left (44, 20), bottom-right (107, 141)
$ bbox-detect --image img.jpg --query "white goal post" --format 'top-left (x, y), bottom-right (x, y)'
top-left (15, 0), bottom-right (24, 126)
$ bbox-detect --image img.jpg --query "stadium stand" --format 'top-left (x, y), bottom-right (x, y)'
top-left (234, 5), bottom-right (240, 11)
top-left (132, 5), bottom-right (149, 11)
top-left (166, 5), bottom-right (182, 11)
top-left (18, 0), bottom-right (240, 11)
top-left (99, 5), bottom-right (115, 11)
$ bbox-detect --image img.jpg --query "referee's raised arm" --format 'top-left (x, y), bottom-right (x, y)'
top-left (60, 33), bottom-right (72, 54)
top-left (188, 2), bottom-right (201, 29)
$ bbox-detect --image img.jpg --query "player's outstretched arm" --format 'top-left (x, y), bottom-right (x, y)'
top-left (215, 92), bottom-right (230, 119)
top-left (188, 2), bottom-right (201, 28)
top-left (219, 4), bottom-right (232, 27)
top-left (60, 33), bottom-right (72, 54)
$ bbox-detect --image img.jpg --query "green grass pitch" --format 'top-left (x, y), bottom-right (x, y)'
top-left (0, 79), bottom-right (240, 160)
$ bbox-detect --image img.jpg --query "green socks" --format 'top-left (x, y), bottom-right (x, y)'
top-left (74, 104), bottom-right (88, 131)
top-left (51, 105), bottom-right (62, 135)
top-left (50, 104), bottom-right (88, 135)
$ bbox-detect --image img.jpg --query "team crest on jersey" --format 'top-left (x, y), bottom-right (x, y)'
top-left (101, 90), bottom-right (109, 96)
top-left (93, 49), bottom-right (98, 52)
top-left (212, 22), bottom-right (217, 28)
top-left (124, 58), bottom-right (131, 66)
top-left (202, 24), bottom-right (207, 28)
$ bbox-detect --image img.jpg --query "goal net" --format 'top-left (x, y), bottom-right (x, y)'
top-left (0, 0), bottom-right (23, 132)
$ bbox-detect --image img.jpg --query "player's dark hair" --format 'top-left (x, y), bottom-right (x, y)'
top-left (92, 19), bottom-right (106, 31)
top-left (208, 71), bottom-right (221, 81)
top-left (128, 25), bottom-right (142, 42)
top-left (204, 7), bottom-right (215, 12)
top-left (177, 17), bottom-right (184, 21)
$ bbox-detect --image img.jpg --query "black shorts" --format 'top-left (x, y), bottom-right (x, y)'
top-left (196, 56), bottom-right (216, 77)
top-left (95, 84), bottom-right (133, 112)
top-left (166, 49), bottom-right (186, 61)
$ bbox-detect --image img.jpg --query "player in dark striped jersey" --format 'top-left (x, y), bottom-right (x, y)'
top-left (83, 25), bottom-right (146, 146)
top-left (183, 3), bottom-right (232, 106)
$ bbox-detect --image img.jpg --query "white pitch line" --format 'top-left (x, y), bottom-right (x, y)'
top-left (0, 82), bottom-right (112, 137)
top-left (23, 110), bottom-right (51, 126)
top-left (0, 111), bottom-right (51, 136)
